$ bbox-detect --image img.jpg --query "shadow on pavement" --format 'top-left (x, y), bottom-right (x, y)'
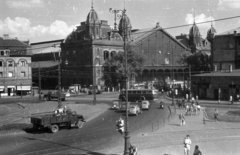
top-left (22, 136), bottom-right (117, 155)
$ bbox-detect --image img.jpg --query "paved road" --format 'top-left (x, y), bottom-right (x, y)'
top-left (0, 92), bottom-right (169, 155)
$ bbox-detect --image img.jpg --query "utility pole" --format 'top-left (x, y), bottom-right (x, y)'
top-left (123, 9), bottom-right (130, 155)
top-left (38, 63), bottom-right (41, 101)
top-left (58, 54), bottom-right (62, 108)
top-left (93, 59), bottom-right (96, 105)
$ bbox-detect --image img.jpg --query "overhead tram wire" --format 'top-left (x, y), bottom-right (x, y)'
top-left (26, 15), bottom-right (240, 52)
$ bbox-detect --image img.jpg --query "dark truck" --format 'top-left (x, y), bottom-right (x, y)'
top-left (30, 110), bottom-right (85, 133)
top-left (43, 91), bottom-right (66, 101)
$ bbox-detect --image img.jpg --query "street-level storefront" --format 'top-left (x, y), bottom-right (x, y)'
top-left (16, 85), bottom-right (31, 96)
top-left (192, 69), bottom-right (240, 100)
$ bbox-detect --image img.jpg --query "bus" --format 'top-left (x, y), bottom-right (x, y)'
top-left (119, 89), bottom-right (159, 101)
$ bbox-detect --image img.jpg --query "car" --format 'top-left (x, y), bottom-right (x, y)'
top-left (111, 100), bottom-right (121, 110)
top-left (129, 105), bottom-right (141, 116)
top-left (141, 100), bottom-right (151, 110)
top-left (43, 91), bottom-right (66, 101)
top-left (64, 92), bottom-right (71, 98)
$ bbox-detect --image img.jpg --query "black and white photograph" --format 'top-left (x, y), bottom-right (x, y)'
top-left (1, 0), bottom-right (240, 154)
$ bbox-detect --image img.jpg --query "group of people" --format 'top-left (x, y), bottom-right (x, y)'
top-left (184, 135), bottom-right (202, 155)
top-left (54, 106), bottom-right (69, 115)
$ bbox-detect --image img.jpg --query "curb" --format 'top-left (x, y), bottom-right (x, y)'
top-left (15, 102), bottom-right (26, 109)
top-left (0, 130), bottom-right (26, 136)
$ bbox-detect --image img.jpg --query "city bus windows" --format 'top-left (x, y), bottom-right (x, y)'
top-left (147, 91), bottom-right (151, 94)
top-left (137, 91), bottom-right (141, 94)
top-left (142, 91), bottom-right (147, 94)
top-left (132, 91), bottom-right (137, 94)
top-left (128, 91), bottom-right (132, 94)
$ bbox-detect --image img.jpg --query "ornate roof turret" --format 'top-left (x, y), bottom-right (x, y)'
top-left (86, 6), bottom-right (100, 25)
top-left (118, 10), bottom-right (132, 40)
top-left (206, 25), bottom-right (217, 43)
top-left (189, 22), bottom-right (201, 48)
top-left (189, 22), bottom-right (200, 38)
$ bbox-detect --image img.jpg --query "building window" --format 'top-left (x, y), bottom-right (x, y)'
top-left (104, 51), bottom-right (109, 60)
top-left (0, 72), bottom-right (2, 77)
top-left (0, 61), bottom-right (2, 67)
top-left (8, 71), bottom-right (13, 77)
top-left (73, 50), bottom-right (76, 55)
top-left (20, 61), bottom-right (26, 66)
top-left (8, 61), bottom-right (13, 67)
top-left (0, 51), bottom-right (4, 56)
top-left (21, 71), bottom-right (26, 77)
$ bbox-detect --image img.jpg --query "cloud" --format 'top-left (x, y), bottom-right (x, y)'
top-left (185, 13), bottom-right (215, 28)
top-left (0, 17), bottom-right (76, 41)
top-left (6, 0), bottom-right (45, 8)
top-left (218, 0), bottom-right (240, 10)
top-left (185, 13), bottom-right (216, 36)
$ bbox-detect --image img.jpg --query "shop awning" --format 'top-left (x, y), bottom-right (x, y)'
top-left (17, 86), bottom-right (31, 91)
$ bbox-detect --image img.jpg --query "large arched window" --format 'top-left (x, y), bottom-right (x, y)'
top-left (110, 51), bottom-right (116, 58)
top-left (104, 50), bottom-right (109, 60)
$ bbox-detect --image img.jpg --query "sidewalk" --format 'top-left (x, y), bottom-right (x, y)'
top-left (134, 107), bottom-right (240, 155)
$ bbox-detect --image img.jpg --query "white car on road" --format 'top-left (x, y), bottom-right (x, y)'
top-left (141, 100), bottom-right (150, 110)
top-left (129, 105), bottom-right (141, 116)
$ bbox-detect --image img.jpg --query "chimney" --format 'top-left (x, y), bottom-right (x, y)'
top-left (229, 64), bottom-right (232, 72)
top-left (214, 65), bottom-right (217, 72)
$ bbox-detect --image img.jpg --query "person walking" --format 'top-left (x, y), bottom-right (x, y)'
top-left (193, 145), bottom-right (202, 155)
top-left (179, 113), bottom-right (185, 126)
top-left (214, 109), bottom-right (219, 122)
top-left (184, 135), bottom-right (192, 155)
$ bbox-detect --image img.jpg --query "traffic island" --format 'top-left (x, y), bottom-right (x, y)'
top-left (205, 108), bottom-right (240, 122)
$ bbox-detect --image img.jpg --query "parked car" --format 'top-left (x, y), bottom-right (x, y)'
top-left (43, 91), bottom-right (66, 101)
top-left (141, 100), bottom-right (151, 110)
top-left (88, 85), bottom-right (103, 95)
top-left (111, 100), bottom-right (121, 110)
top-left (129, 105), bottom-right (141, 116)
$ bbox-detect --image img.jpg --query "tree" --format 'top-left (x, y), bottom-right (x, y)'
top-left (102, 44), bottom-right (146, 88)
top-left (177, 50), bottom-right (210, 74)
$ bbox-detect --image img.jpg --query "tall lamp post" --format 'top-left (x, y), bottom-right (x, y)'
top-left (110, 8), bottom-right (130, 155)
top-left (54, 43), bottom-right (68, 108)
top-left (93, 57), bottom-right (99, 105)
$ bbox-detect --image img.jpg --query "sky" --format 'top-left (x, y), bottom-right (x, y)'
top-left (0, 0), bottom-right (240, 43)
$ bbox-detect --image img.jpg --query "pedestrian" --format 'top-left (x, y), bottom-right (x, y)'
top-left (230, 95), bottom-right (233, 104)
top-left (184, 135), bottom-right (192, 155)
top-left (179, 113), bottom-right (185, 126)
top-left (214, 109), bottom-right (219, 122)
top-left (193, 145), bottom-right (202, 155)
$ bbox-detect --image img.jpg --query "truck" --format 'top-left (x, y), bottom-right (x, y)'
top-left (30, 110), bottom-right (86, 133)
top-left (43, 91), bottom-right (66, 101)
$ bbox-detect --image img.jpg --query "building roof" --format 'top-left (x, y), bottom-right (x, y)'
top-left (192, 69), bottom-right (240, 77)
top-left (0, 36), bottom-right (30, 47)
top-left (30, 61), bottom-right (59, 68)
top-left (218, 27), bottom-right (240, 36)
top-left (30, 40), bottom-right (62, 54)
top-left (131, 27), bottom-right (188, 49)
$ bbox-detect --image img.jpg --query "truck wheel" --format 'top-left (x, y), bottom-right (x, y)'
top-left (50, 125), bottom-right (59, 133)
top-left (76, 121), bottom-right (84, 128)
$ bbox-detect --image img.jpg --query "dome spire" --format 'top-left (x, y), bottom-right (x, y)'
top-left (192, 8), bottom-right (195, 24)
top-left (91, 0), bottom-right (93, 9)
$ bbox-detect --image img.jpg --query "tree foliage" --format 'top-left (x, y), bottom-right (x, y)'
top-left (177, 50), bottom-right (211, 73)
top-left (102, 44), bottom-right (146, 87)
